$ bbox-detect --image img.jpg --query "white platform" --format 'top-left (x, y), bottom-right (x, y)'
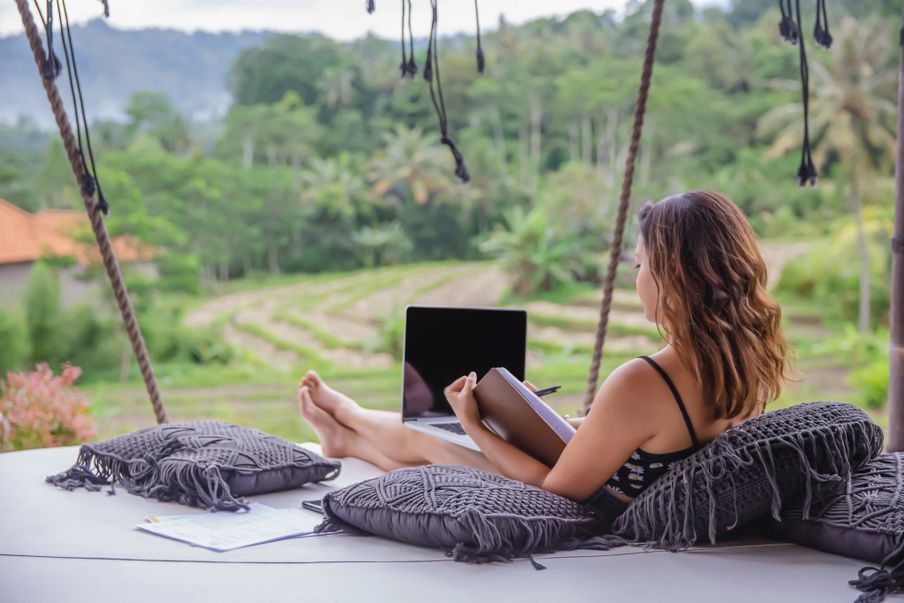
top-left (0, 443), bottom-right (880, 602)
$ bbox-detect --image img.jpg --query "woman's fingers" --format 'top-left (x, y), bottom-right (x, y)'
top-left (523, 379), bottom-right (537, 392)
top-left (444, 375), bottom-right (468, 394)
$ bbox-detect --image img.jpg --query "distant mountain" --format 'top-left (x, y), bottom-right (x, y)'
top-left (1, 18), bottom-right (271, 127)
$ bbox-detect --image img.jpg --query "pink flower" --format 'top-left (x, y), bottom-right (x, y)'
top-left (0, 363), bottom-right (97, 451)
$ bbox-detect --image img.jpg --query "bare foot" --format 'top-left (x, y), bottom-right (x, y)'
top-left (298, 370), bottom-right (359, 424)
top-left (298, 385), bottom-right (354, 458)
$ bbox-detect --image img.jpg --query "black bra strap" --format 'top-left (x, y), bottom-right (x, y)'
top-left (638, 355), bottom-right (700, 448)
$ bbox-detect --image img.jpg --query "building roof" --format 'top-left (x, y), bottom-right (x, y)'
top-left (0, 199), bottom-right (156, 266)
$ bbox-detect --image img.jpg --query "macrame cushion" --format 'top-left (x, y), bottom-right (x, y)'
top-left (610, 402), bottom-right (883, 550)
top-left (46, 421), bottom-right (341, 511)
top-left (763, 453), bottom-right (904, 603)
top-left (313, 464), bottom-right (614, 565)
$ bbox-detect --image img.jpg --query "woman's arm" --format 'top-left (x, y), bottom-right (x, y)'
top-left (446, 363), bottom-right (652, 498)
top-left (523, 380), bottom-right (584, 429)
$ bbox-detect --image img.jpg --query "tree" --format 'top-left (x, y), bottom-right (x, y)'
top-left (125, 92), bottom-right (192, 154)
top-left (24, 262), bottom-right (63, 368)
top-left (230, 34), bottom-right (348, 106)
top-left (369, 126), bottom-right (453, 207)
top-left (758, 17), bottom-right (897, 331)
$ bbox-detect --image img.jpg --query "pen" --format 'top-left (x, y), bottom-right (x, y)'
top-left (534, 385), bottom-right (561, 397)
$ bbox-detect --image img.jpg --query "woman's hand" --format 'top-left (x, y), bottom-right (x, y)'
top-left (444, 371), bottom-right (482, 428)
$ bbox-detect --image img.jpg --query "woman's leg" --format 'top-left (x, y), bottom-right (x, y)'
top-left (298, 371), bottom-right (500, 474)
top-left (298, 386), bottom-right (414, 472)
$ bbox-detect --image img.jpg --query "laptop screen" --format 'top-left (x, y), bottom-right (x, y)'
top-left (402, 305), bottom-right (527, 419)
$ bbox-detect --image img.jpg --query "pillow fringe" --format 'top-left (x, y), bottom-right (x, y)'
top-left (611, 414), bottom-right (882, 551)
top-left (46, 439), bottom-right (184, 494)
top-left (46, 439), bottom-right (251, 511)
top-left (850, 534), bottom-right (904, 603)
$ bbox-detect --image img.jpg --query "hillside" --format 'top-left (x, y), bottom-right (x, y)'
top-left (0, 18), bottom-right (269, 125)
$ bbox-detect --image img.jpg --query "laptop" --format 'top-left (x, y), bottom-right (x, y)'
top-left (401, 304), bottom-right (527, 451)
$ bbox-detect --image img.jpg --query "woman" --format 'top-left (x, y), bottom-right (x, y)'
top-left (298, 189), bottom-right (791, 525)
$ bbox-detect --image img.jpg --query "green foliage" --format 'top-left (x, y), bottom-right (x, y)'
top-left (24, 262), bottom-right (63, 367)
top-left (230, 35), bottom-right (350, 106)
top-left (0, 308), bottom-right (28, 376)
top-left (186, 327), bottom-right (235, 365)
top-left (848, 359), bottom-right (890, 410)
top-left (777, 210), bottom-right (893, 327)
top-left (352, 221), bottom-right (412, 267)
top-left (376, 308), bottom-right (405, 361)
top-left (478, 205), bottom-right (588, 297)
top-left (59, 305), bottom-right (120, 376)
top-left (156, 252), bottom-right (202, 294)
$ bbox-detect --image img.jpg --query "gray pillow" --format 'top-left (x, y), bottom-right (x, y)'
top-left (46, 421), bottom-right (341, 511)
top-left (610, 401), bottom-right (884, 550)
top-left (763, 452), bottom-right (904, 603)
top-left (314, 464), bottom-right (614, 567)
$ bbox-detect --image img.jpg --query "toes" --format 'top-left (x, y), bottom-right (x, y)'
top-left (302, 388), bottom-right (330, 421)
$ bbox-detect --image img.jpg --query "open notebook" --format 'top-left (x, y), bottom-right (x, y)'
top-left (473, 367), bottom-right (576, 467)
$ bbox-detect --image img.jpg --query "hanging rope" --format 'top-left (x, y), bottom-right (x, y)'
top-left (424, 0), bottom-right (470, 183)
top-left (779, 0), bottom-right (833, 186)
top-left (474, 0), bottom-right (485, 74)
top-left (373, 0), bottom-right (474, 182)
top-left (398, 0), bottom-right (417, 78)
top-left (581, 0), bottom-right (665, 414)
top-left (15, 0), bottom-right (168, 425)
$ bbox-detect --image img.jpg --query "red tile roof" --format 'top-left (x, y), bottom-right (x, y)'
top-left (0, 199), bottom-right (156, 266)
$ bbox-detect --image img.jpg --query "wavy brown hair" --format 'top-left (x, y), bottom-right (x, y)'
top-left (638, 190), bottom-right (791, 419)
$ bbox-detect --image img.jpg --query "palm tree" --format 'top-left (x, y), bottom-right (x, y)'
top-left (299, 157), bottom-right (368, 220)
top-left (758, 17), bottom-right (897, 332)
top-left (369, 126), bottom-right (453, 207)
top-left (317, 67), bottom-right (356, 110)
top-left (478, 205), bottom-right (586, 297)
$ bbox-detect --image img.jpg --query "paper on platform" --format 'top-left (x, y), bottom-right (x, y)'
top-left (136, 502), bottom-right (335, 551)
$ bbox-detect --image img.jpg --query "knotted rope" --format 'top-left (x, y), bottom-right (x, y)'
top-left (15, 0), bottom-right (168, 425)
top-left (582, 0), bottom-right (665, 413)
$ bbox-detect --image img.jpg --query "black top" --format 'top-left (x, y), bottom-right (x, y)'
top-left (601, 355), bottom-right (702, 498)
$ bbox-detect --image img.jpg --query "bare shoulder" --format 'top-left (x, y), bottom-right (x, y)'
top-left (598, 357), bottom-right (659, 396)
top-left (590, 357), bottom-right (662, 416)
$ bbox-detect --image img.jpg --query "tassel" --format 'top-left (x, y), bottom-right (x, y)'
top-left (40, 1), bottom-right (62, 81)
top-left (441, 136), bottom-right (470, 183)
top-left (401, 0), bottom-right (417, 78)
top-left (850, 536), bottom-right (904, 603)
top-left (398, 0), bottom-right (408, 78)
top-left (796, 155), bottom-right (817, 187)
top-left (813, 0), bottom-right (832, 48)
top-left (777, 0), bottom-right (800, 45)
top-left (366, 0), bottom-right (375, 14)
top-left (474, 0), bottom-right (486, 74)
top-left (406, 56), bottom-right (418, 78)
top-left (423, 45), bottom-right (433, 82)
top-left (424, 0), bottom-right (470, 184)
top-left (406, 0), bottom-right (417, 78)
top-left (527, 554), bottom-right (547, 570)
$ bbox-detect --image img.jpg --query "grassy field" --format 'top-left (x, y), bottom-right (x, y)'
top-left (79, 245), bottom-right (888, 446)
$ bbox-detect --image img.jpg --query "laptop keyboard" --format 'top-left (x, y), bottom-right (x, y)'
top-left (432, 422), bottom-right (467, 435)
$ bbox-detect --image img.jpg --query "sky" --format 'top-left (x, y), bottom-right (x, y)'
top-left (1, 0), bottom-right (728, 39)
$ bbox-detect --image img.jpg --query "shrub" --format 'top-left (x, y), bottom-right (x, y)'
top-left (847, 360), bottom-right (890, 410)
top-left (375, 307), bottom-right (405, 360)
top-left (0, 307), bottom-right (28, 375)
top-left (0, 363), bottom-right (97, 451)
